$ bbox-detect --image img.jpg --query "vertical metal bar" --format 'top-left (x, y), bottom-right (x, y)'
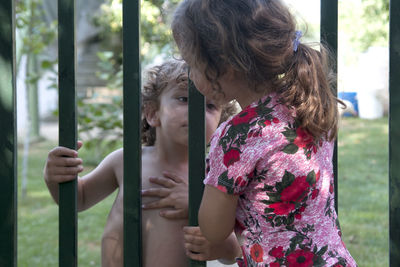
top-left (321, 0), bottom-right (338, 213)
top-left (0, 0), bottom-right (17, 265)
top-left (123, 1), bottom-right (142, 266)
top-left (188, 79), bottom-right (206, 267)
top-left (389, 0), bottom-right (400, 265)
top-left (58, 0), bottom-right (77, 266)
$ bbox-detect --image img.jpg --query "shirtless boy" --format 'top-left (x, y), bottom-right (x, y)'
top-left (43, 59), bottom-right (241, 266)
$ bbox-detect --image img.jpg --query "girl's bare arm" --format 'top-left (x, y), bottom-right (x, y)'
top-left (198, 185), bottom-right (239, 244)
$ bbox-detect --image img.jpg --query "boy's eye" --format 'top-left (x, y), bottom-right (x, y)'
top-left (177, 96), bottom-right (188, 103)
top-left (206, 103), bottom-right (217, 111)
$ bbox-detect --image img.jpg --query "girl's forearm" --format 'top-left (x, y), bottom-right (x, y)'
top-left (216, 232), bottom-right (242, 264)
top-left (199, 185), bottom-right (238, 243)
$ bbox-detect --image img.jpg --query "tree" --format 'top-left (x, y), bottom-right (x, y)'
top-left (16, 0), bottom-right (57, 197)
top-left (78, 0), bottom-right (180, 162)
top-left (340, 0), bottom-right (389, 53)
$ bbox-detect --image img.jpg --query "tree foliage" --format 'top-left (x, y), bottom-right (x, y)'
top-left (92, 0), bottom-right (180, 65)
top-left (79, 0), bottom-right (180, 161)
top-left (340, 0), bottom-right (389, 52)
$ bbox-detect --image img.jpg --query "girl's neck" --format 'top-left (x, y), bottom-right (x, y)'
top-left (221, 68), bottom-right (270, 109)
top-left (235, 90), bottom-right (269, 109)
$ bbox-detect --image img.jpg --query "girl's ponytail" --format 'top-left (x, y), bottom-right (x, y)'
top-left (281, 43), bottom-right (339, 141)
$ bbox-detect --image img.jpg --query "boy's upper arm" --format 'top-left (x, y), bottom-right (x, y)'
top-left (78, 149), bottom-right (122, 211)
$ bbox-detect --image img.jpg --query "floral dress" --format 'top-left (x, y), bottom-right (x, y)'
top-left (203, 93), bottom-right (357, 267)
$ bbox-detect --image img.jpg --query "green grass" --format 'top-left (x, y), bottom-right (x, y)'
top-left (16, 117), bottom-right (389, 266)
top-left (17, 141), bottom-right (116, 267)
top-left (338, 117), bottom-right (388, 267)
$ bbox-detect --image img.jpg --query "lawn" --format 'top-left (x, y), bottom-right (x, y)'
top-left (338, 117), bottom-right (389, 267)
top-left (17, 117), bottom-right (389, 266)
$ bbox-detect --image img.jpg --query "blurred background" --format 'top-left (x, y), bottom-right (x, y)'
top-left (16, 0), bottom-right (388, 266)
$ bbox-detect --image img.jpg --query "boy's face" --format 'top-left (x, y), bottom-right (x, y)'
top-left (156, 80), bottom-right (222, 146)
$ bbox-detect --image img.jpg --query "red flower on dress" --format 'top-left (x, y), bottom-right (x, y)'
top-left (223, 148), bottom-right (241, 167)
top-left (270, 262), bottom-right (280, 267)
top-left (329, 183), bottom-right (334, 194)
top-left (315, 171), bottom-right (320, 183)
top-left (286, 249), bottom-right (315, 267)
top-left (280, 176), bottom-right (310, 202)
top-left (232, 107), bottom-right (257, 126)
top-left (293, 127), bottom-right (314, 148)
top-left (235, 176), bottom-right (247, 187)
top-left (265, 120), bottom-right (272, 126)
top-left (311, 189), bottom-right (319, 199)
top-left (250, 243), bottom-right (264, 262)
top-left (273, 117), bottom-right (280, 123)
top-left (295, 213), bottom-right (302, 220)
top-left (217, 185), bottom-right (227, 193)
top-left (269, 202), bottom-right (295, 215)
top-left (269, 246), bottom-right (284, 258)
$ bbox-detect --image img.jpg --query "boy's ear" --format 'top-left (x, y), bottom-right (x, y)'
top-left (144, 106), bottom-right (160, 127)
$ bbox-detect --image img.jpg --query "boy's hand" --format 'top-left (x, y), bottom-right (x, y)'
top-left (183, 227), bottom-right (241, 263)
top-left (141, 171), bottom-right (188, 220)
top-left (183, 226), bottom-right (221, 261)
top-left (44, 141), bottom-right (84, 184)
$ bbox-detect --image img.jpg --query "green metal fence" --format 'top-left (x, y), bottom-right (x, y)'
top-left (389, 0), bottom-right (400, 265)
top-left (0, 0), bottom-right (398, 266)
top-left (58, 0), bottom-right (78, 265)
top-left (122, 1), bottom-right (142, 266)
top-left (0, 0), bottom-right (17, 266)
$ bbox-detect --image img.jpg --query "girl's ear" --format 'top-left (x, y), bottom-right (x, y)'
top-left (144, 105), bottom-right (160, 127)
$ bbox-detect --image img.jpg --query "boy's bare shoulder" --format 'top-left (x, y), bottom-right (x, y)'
top-left (105, 148), bottom-right (123, 163)
top-left (109, 146), bottom-right (154, 157)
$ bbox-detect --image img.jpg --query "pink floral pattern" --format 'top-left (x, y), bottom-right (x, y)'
top-left (204, 93), bottom-right (357, 266)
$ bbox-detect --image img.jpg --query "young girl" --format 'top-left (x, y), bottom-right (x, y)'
top-left (43, 59), bottom-right (240, 266)
top-left (171, 0), bottom-right (357, 266)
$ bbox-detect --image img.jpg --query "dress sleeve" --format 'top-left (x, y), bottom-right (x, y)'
top-left (204, 123), bottom-right (266, 195)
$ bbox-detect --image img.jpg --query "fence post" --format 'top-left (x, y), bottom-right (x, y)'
top-left (188, 79), bottom-right (206, 267)
top-left (58, 0), bottom-right (78, 266)
top-left (122, 1), bottom-right (142, 266)
top-left (320, 0), bottom-right (339, 213)
top-left (0, 0), bottom-right (17, 266)
top-left (389, 0), bottom-right (400, 265)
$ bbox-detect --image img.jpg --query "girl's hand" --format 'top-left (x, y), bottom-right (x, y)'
top-left (43, 141), bottom-right (84, 185)
top-left (141, 171), bottom-right (188, 220)
top-left (183, 227), bottom-right (241, 263)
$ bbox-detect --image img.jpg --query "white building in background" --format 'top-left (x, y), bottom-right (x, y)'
top-left (17, 0), bottom-right (105, 139)
top-left (357, 47), bottom-right (389, 119)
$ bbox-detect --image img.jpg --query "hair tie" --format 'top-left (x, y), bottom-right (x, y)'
top-left (293, 30), bottom-right (302, 52)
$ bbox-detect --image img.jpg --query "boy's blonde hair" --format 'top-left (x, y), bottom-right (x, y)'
top-left (141, 59), bottom-right (237, 146)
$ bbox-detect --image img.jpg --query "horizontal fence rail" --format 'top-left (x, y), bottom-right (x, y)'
top-left (0, 0), bottom-right (17, 266)
top-left (58, 0), bottom-right (78, 266)
top-left (389, 0), bottom-right (400, 265)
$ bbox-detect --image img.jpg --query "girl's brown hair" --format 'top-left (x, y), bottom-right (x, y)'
top-left (172, 0), bottom-right (339, 141)
top-left (141, 59), bottom-right (237, 146)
